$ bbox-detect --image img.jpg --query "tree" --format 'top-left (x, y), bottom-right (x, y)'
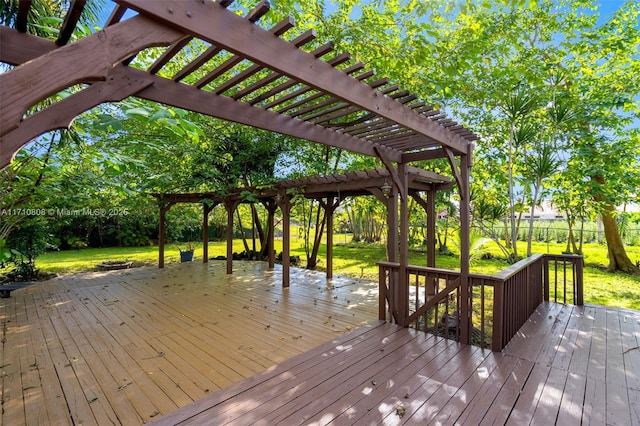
top-left (524, 143), bottom-right (560, 256)
top-left (0, 1), bottom-right (106, 39)
top-left (403, 0), bottom-right (640, 271)
top-left (234, 0), bottom-right (639, 272)
top-left (4, 0), bottom-right (639, 276)
top-left (500, 87), bottom-right (540, 260)
top-left (559, 1), bottom-right (640, 272)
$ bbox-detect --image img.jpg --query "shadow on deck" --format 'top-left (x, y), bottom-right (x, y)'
top-left (152, 303), bottom-right (640, 425)
top-left (1, 261), bottom-right (639, 425)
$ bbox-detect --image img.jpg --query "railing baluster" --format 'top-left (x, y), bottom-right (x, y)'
top-left (561, 260), bottom-right (564, 303)
top-left (377, 253), bottom-right (582, 352)
top-left (480, 278), bottom-right (485, 348)
top-left (424, 272), bottom-right (429, 333)
top-left (455, 281), bottom-right (460, 341)
top-left (434, 274), bottom-right (440, 338)
top-left (414, 273), bottom-right (419, 318)
top-left (554, 259), bottom-right (558, 303)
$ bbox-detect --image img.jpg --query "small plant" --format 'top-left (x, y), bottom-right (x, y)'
top-left (452, 228), bottom-right (493, 264)
top-left (179, 242), bottom-right (195, 252)
top-left (67, 237), bottom-right (88, 250)
top-left (4, 219), bottom-right (56, 281)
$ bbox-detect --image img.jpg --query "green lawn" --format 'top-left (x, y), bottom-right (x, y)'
top-left (30, 235), bottom-right (640, 311)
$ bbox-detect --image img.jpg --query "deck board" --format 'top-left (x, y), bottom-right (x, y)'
top-left (428, 351), bottom-right (505, 425)
top-left (630, 388), bottom-right (640, 426)
top-left (459, 354), bottom-right (521, 426)
top-left (1, 261), bottom-right (379, 425)
top-left (477, 358), bottom-right (534, 426)
top-left (555, 372), bottom-right (586, 425)
top-left (2, 261), bottom-right (640, 425)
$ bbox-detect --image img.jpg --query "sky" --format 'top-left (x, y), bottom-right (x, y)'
top-left (96, 0), bottom-right (635, 28)
top-left (94, 0), bottom-right (638, 126)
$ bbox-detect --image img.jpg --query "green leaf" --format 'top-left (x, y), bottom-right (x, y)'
top-left (124, 108), bottom-right (151, 118)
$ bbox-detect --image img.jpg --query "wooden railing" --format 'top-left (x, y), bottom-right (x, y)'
top-left (378, 253), bottom-right (584, 352)
top-left (544, 254), bottom-right (584, 305)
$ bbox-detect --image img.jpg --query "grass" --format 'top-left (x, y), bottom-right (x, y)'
top-left (25, 234), bottom-right (640, 310)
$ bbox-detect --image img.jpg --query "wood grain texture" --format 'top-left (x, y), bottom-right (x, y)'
top-left (2, 263), bottom-right (638, 426)
top-left (0, 15), bottom-right (183, 138)
top-left (1, 261), bottom-right (378, 425)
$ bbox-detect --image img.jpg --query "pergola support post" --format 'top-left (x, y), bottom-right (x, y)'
top-left (398, 163), bottom-right (410, 327)
top-left (202, 203), bottom-right (215, 264)
top-left (225, 199), bottom-right (240, 275)
top-left (427, 188), bottom-right (437, 268)
top-left (325, 196), bottom-right (337, 280)
top-left (158, 202), bottom-right (173, 268)
top-left (277, 193), bottom-right (291, 288)
top-left (266, 200), bottom-right (277, 269)
top-left (444, 147), bottom-right (473, 344)
top-left (458, 152), bottom-right (472, 345)
top-left (387, 187), bottom-right (399, 323)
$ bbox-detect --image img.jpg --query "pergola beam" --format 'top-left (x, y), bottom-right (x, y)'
top-left (116, 0), bottom-right (470, 155)
top-left (1, 68), bottom-right (153, 167)
top-left (0, 15), bottom-right (184, 143)
top-left (0, 26), bottom-right (402, 166)
top-left (133, 68), bottom-right (400, 161)
top-left (56, 0), bottom-right (86, 46)
top-left (16, 0), bottom-right (31, 33)
top-left (0, 25), bottom-right (56, 66)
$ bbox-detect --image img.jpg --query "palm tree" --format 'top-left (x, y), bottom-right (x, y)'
top-left (0, 0), bottom-right (106, 38)
top-left (500, 86), bottom-right (539, 261)
top-left (525, 143), bottom-right (559, 256)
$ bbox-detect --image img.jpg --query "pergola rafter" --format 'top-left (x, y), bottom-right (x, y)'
top-left (0, 0), bottom-right (475, 343)
top-left (153, 166), bottom-right (453, 285)
top-left (0, 0), bottom-right (478, 168)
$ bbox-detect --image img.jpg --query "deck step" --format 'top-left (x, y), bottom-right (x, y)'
top-left (0, 281), bottom-right (34, 297)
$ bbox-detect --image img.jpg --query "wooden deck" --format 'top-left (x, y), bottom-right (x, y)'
top-left (150, 302), bottom-right (640, 426)
top-left (2, 262), bottom-right (640, 425)
top-left (0, 261), bottom-right (378, 425)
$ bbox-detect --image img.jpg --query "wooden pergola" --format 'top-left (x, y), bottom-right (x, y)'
top-left (0, 0), bottom-right (477, 342)
top-left (153, 166), bottom-right (454, 285)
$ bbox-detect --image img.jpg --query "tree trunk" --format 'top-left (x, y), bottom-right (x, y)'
top-left (307, 205), bottom-right (327, 270)
top-left (236, 208), bottom-right (250, 253)
top-left (600, 202), bottom-right (638, 273)
top-left (250, 204), bottom-right (266, 257)
top-left (526, 182), bottom-right (541, 257)
top-left (590, 175), bottom-right (638, 273)
top-left (578, 219), bottom-right (585, 253)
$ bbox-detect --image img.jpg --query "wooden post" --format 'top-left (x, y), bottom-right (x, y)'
top-left (379, 265), bottom-right (387, 320)
top-left (427, 188), bottom-right (436, 268)
top-left (225, 200), bottom-right (238, 275)
top-left (326, 196), bottom-right (334, 280)
top-left (267, 201), bottom-right (277, 269)
top-left (398, 163), bottom-right (409, 326)
top-left (159, 206), bottom-right (166, 269)
top-left (280, 194), bottom-right (291, 288)
top-left (202, 203), bottom-right (214, 264)
top-left (458, 153), bottom-right (472, 345)
top-left (387, 187), bottom-right (399, 323)
top-left (158, 203), bottom-right (172, 269)
top-left (575, 256), bottom-right (584, 306)
top-left (492, 280), bottom-right (504, 351)
top-left (543, 256), bottom-right (550, 302)
top-left (387, 191), bottom-right (398, 264)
